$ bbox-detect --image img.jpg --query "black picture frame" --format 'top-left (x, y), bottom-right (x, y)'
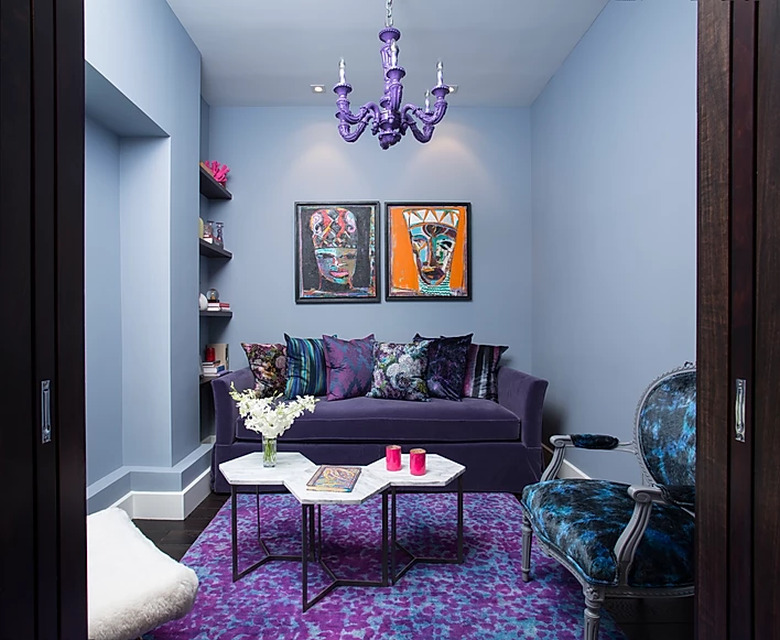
top-left (385, 202), bottom-right (472, 301)
top-left (294, 201), bottom-right (380, 303)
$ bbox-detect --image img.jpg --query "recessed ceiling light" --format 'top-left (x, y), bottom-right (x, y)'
top-left (310, 84), bottom-right (325, 94)
top-left (448, 85), bottom-right (458, 94)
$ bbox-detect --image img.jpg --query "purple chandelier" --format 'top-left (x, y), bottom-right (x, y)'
top-left (333, 0), bottom-right (451, 150)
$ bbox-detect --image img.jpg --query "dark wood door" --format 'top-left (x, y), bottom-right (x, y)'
top-left (697, 1), bottom-right (780, 638)
top-left (0, 1), bottom-right (86, 637)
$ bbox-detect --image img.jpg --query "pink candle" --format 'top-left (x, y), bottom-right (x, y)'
top-left (386, 444), bottom-right (401, 471)
top-left (410, 448), bottom-right (426, 476)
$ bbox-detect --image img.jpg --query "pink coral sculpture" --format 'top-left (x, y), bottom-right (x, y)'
top-left (205, 160), bottom-right (230, 186)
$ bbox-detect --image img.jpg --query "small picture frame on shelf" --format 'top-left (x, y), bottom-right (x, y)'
top-left (213, 221), bottom-right (224, 247)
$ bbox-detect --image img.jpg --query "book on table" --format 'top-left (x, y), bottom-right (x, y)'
top-left (306, 465), bottom-right (362, 492)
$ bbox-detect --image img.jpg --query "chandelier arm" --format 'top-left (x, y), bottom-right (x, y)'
top-left (335, 101), bottom-right (381, 143)
top-left (405, 118), bottom-right (434, 144)
top-left (401, 100), bottom-right (448, 128)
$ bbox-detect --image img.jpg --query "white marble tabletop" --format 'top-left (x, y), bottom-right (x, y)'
top-left (365, 453), bottom-right (465, 487)
top-left (219, 451), bottom-right (317, 486)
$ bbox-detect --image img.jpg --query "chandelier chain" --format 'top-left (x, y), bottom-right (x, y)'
top-left (385, 0), bottom-right (393, 27)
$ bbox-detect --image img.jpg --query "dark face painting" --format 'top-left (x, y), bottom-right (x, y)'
top-left (295, 202), bottom-right (378, 303)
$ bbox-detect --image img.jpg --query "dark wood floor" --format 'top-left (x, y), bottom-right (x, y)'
top-left (134, 493), bottom-right (693, 640)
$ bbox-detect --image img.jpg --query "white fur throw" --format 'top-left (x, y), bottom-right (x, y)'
top-left (87, 507), bottom-right (199, 640)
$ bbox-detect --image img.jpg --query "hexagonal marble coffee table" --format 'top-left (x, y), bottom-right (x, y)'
top-left (366, 453), bottom-right (466, 583)
top-left (219, 450), bottom-right (466, 610)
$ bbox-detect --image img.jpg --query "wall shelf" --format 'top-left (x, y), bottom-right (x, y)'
top-left (200, 310), bottom-right (233, 318)
top-left (199, 164), bottom-right (232, 200)
top-left (199, 238), bottom-right (232, 259)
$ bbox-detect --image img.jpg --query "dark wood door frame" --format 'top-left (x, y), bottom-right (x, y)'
top-left (697, 1), bottom-right (780, 638)
top-left (0, 1), bottom-right (86, 637)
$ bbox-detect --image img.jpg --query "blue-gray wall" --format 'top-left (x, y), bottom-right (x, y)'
top-left (204, 106), bottom-right (534, 372)
top-left (84, 0), bottom-right (207, 507)
top-left (84, 118), bottom-right (122, 484)
top-left (531, 0), bottom-right (697, 481)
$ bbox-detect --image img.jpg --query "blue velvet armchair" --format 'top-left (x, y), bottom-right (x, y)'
top-left (520, 364), bottom-right (695, 640)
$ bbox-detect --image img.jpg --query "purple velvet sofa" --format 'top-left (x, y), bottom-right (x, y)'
top-left (210, 366), bottom-right (548, 493)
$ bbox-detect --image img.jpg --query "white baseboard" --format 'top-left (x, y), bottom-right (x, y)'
top-left (542, 444), bottom-right (590, 479)
top-left (111, 468), bottom-right (212, 520)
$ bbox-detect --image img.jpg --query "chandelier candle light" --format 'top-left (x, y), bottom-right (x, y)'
top-left (229, 385), bottom-right (318, 467)
top-left (333, 0), bottom-right (451, 149)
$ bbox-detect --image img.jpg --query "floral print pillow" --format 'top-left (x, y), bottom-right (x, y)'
top-left (367, 341), bottom-right (432, 401)
top-left (241, 342), bottom-right (287, 397)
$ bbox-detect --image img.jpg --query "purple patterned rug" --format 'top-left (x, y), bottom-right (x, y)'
top-left (146, 492), bottom-right (626, 640)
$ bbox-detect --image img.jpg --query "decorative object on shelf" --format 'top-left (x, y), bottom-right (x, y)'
top-left (202, 220), bottom-right (214, 243)
top-left (294, 202), bottom-right (380, 303)
top-left (198, 217), bottom-right (205, 239)
top-left (202, 160), bottom-right (230, 185)
top-left (206, 288), bottom-right (220, 302)
top-left (213, 221), bottom-right (224, 247)
top-left (333, 0), bottom-right (451, 149)
top-left (385, 202), bottom-right (471, 300)
top-left (228, 385), bottom-right (318, 467)
top-left (198, 293), bottom-right (208, 311)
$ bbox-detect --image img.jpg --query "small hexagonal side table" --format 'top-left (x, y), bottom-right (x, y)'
top-left (366, 453), bottom-right (466, 583)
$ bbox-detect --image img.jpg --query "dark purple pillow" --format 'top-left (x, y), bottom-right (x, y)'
top-left (322, 334), bottom-right (375, 401)
top-left (463, 343), bottom-right (508, 402)
top-left (414, 333), bottom-right (473, 401)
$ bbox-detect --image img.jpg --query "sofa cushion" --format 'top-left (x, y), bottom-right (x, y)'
top-left (234, 395), bottom-right (522, 443)
top-left (240, 342), bottom-right (287, 397)
top-left (284, 334), bottom-right (330, 398)
top-left (463, 343), bottom-right (508, 401)
top-left (323, 334), bottom-right (375, 401)
top-left (367, 340), bottom-right (432, 401)
top-left (414, 333), bottom-right (473, 401)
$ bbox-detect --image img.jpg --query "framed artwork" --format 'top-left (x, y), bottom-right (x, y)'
top-left (385, 202), bottom-right (472, 300)
top-left (294, 201), bottom-right (380, 303)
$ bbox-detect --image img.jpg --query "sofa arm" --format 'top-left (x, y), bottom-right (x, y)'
top-left (210, 368), bottom-right (255, 445)
top-left (497, 367), bottom-right (549, 450)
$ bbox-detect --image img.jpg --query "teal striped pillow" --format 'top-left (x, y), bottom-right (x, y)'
top-left (284, 334), bottom-right (329, 398)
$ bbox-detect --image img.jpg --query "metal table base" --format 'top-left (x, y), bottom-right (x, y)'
top-left (389, 475), bottom-right (464, 584)
top-left (301, 493), bottom-right (389, 611)
top-left (230, 486), bottom-right (301, 582)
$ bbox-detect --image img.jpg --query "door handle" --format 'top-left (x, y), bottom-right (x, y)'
top-left (735, 378), bottom-right (746, 443)
top-left (41, 380), bottom-right (52, 444)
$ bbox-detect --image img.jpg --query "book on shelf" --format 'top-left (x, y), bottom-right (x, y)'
top-left (306, 465), bottom-right (362, 493)
top-left (205, 301), bottom-right (230, 312)
top-left (201, 362), bottom-right (226, 375)
top-left (200, 369), bottom-right (229, 381)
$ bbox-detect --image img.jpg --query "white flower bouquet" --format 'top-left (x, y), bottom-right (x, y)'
top-left (229, 384), bottom-right (318, 466)
top-left (229, 384), bottom-right (318, 439)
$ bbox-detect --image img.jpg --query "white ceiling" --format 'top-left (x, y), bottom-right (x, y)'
top-left (165, 0), bottom-right (608, 108)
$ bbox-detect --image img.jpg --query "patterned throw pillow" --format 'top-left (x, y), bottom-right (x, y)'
top-left (284, 334), bottom-right (329, 398)
top-left (414, 333), bottom-right (473, 401)
top-left (462, 343), bottom-right (508, 402)
top-left (322, 334), bottom-right (376, 401)
top-left (240, 342), bottom-right (287, 397)
top-left (367, 341), bottom-right (432, 402)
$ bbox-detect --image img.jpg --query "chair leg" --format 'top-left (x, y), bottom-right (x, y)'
top-left (582, 585), bottom-right (605, 640)
top-left (521, 512), bottom-right (532, 582)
